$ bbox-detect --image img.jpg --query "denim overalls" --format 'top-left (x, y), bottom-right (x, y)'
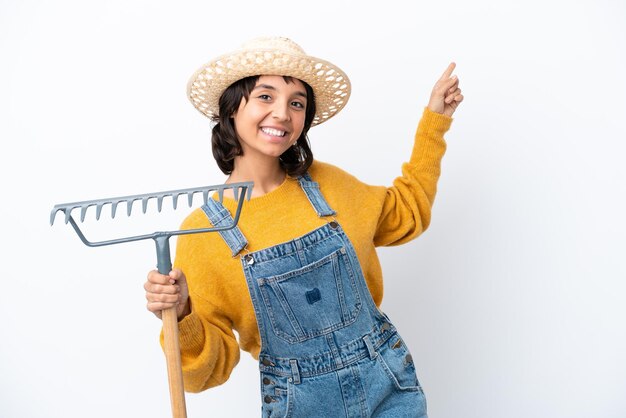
top-left (201, 173), bottom-right (427, 418)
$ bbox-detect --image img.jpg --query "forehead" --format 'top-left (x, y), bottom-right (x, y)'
top-left (255, 75), bottom-right (306, 92)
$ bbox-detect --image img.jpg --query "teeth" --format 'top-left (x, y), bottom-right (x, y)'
top-left (261, 127), bottom-right (286, 137)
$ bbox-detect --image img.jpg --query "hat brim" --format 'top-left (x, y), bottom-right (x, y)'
top-left (187, 48), bottom-right (351, 126)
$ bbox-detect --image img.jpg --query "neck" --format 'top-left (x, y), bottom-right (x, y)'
top-left (227, 156), bottom-right (286, 198)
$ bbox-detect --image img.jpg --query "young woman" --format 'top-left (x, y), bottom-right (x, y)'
top-left (144, 36), bottom-right (463, 417)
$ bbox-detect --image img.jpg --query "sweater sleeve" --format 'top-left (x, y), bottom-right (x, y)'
top-left (159, 212), bottom-right (241, 393)
top-left (373, 107), bottom-right (452, 247)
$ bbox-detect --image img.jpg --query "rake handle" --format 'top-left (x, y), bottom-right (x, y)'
top-left (155, 235), bottom-right (187, 418)
top-left (162, 307), bottom-right (187, 418)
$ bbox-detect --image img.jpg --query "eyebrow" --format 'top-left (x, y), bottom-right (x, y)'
top-left (253, 83), bottom-right (307, 99)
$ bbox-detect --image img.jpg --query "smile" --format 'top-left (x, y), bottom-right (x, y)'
top-left (261, 127), bottom-right (287, 137)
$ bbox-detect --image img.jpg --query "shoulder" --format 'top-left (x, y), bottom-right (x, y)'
top-left (308, 160), bottom-right (363, 186)
top-left (307, 160), bottom-right (386, 201)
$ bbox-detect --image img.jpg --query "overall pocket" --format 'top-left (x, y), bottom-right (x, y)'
top-left (257, 247), bottom-right (362, 343)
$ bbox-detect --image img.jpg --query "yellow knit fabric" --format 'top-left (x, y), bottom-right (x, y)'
top-left (165, 107), bottom-right (452, 392)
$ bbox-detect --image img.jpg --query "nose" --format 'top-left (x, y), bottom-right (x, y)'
top-left (271, 100), bottom-right (291, 121)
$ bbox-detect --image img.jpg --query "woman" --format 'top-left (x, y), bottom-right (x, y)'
top-left (145, 36), bottom-right (463, 417)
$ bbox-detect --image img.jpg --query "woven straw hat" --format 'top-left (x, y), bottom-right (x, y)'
top-left (187, 37), bottom-right (351, 126)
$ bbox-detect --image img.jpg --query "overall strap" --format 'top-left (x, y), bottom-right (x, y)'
top-left (200, 198), bottom-right (248, 257)
top-left (297, 172), bottom-right (336, 217)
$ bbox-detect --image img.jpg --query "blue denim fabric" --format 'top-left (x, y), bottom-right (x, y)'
top-left (201, 174), bottom-right (427, 417)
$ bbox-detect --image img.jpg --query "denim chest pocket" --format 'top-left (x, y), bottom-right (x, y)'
top-left (257, 247), bottom-right (362, 343)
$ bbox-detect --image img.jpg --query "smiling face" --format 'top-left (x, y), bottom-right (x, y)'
top-left (232, 75), bottom-right (308, 163)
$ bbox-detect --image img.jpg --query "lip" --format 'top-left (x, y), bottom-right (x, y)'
top-left (261, 125), bottom-right (289, 134)
top-left (259, 126), bottom-right (290, 142)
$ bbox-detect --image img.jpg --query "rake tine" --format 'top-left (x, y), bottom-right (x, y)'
top-left (218, 188), bottom-right (224, 203)
top-left (111, 202), bottom-right (119, 219)
top-left (202, 190), bottom-right (209, 204)
top-left (80, 204), bottom-right (93, 222)
top-left (157, 196), bottom-right (164, 212)
top-left (96, 203), bottom-right (104, 220)
top-left (246, 185), bottom-right (253, 200)
top-left (187, 192), bottom-right (194, 207)
top-left (126, 199), bottom-right (134, 217)
top-left (65, 207), bottom-right (74, 224)
top-left (142, 197), bottom-right (149, 214)
top-left (172, 194), bottom-right (179, 210)
top-left (233, 187), bottom-right (239, 202)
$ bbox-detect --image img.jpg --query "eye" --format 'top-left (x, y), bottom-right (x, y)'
top-left (257, 94), bottom-right (272, 101)
top-left (291, 101), bottom-right (305, 109)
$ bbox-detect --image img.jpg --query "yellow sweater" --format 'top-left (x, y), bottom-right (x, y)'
top-left (168, 107), bottom-right (452, 392)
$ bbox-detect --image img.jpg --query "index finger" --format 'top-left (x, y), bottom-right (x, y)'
top-left (147, 269), bottom-right (171, 284)
top-left (440, 62), bottom-right (456, 80)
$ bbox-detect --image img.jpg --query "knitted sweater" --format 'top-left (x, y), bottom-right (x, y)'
top-left (166, 107), bottom-right (452, 392)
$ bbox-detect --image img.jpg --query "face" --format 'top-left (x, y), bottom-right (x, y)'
top-left (232, 75), bottom-right (308, 162)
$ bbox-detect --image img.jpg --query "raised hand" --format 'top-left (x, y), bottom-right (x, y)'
top-left (427, 62), bottom-right (464, 117)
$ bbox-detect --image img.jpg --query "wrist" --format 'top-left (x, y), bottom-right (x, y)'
top-left (178, 300), bottom-right (192, 321)
top-left (427, 103), bottom-right (444, 115)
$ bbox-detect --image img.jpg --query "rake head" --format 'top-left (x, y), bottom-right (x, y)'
top-left (50, 182), bottom-right (253, 247)
top-left (50, 182), bottom-right (252, 225)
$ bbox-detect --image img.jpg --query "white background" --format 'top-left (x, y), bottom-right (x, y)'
top-left (2, 1), bottom-right (625, 417)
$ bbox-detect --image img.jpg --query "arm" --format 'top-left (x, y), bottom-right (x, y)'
top-left (374, 63), bottom-right (463, 246)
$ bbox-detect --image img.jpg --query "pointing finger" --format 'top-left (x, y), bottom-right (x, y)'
top-left (440, 62), bottom-right (456, 80)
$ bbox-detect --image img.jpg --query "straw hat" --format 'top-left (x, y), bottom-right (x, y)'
top-left (187, 36), bottom-right (351, 126)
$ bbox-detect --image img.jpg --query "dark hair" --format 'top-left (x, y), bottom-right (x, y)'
top-left (211, 75), bottom-right (316, 176)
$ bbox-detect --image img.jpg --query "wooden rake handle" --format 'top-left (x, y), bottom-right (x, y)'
top-left (162, 306), bottom-right (187, 418)
top-left (154, 235), bottom-right (187, 418)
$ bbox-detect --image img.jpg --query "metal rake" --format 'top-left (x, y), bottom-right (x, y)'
top-left (50, 182), bottom-right (253, 418)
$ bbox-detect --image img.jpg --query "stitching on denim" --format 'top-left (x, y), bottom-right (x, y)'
top-left (256, 247), bottom-right (362, 344)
